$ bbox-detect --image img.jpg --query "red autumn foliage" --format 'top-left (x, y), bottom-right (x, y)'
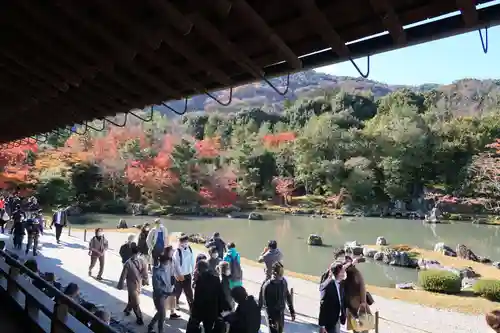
top-left (195, 137), bottom-right (221, 159)
top-left (199, 168), bottom-right (238, 207)
top-left (263, 132), bottom-right (296, 148)
top-left (0, 141), bottom-right (37, 189)
top-left (273, 176), bottom-right (295, 205)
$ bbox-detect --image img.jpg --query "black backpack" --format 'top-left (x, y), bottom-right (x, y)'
top-left (177, 246), bottom-right (193, 266)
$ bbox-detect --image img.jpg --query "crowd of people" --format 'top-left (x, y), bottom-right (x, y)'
top-left (107, 219), bottom-right (377, 333)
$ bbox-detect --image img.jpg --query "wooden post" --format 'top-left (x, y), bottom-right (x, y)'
top-left (290, 287), bottom-right (294, 305)
top-left (51, 300), bottom-right (69, 333)
top-left (7, 266), bottom-right (20, 297)
top-left (25, 293), bottom-right (39, 321)
top-left (68, 224), bottom-right (71, 237)
top-left (84, 229), bottom-right (87, 242)
top-left (375, 311), bottom-right (379, 333)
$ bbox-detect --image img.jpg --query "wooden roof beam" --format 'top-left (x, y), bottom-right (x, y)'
top-left (229, 0), bottom-right (302, 70)
top-left (189, 12), bottom-right (264, 79)
top-left (290, 0), bottom-right (350, 58)
top-left (150, 2), bottom-right (233, 86)
top-left (457, 0), bottom-right (479, 27)
top-left (369, 0), bottom-right (407, 44)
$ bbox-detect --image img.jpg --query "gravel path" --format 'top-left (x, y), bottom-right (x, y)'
top-left (18, 229), bottom-right (488, 333)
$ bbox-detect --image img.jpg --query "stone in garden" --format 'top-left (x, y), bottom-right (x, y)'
top-left (434, 242), bottom-right (457, 256)
top-left (493, 262), bottom-right (500, 269)
top-left (376, 236), bottom-right (387, 246)
top-left (307, 234), bottom-right (323, 246)
top-left (458, 267), bottom-right (478, 279)
top-left (461, 277), bottom-right (479, 290)
top-left (373, 252), bottom-right (384, 261)
top-left (188, 233), bottom-right (207, 244)
top-left (417, 258), bottom-right (441, 270)
top-left (363, 247), bottom-right (377, 258)
top-left (248, 212), bottom-right (263, 220)
top-left (116, 220), bottom-right (128, 229)
top-left (456, 244), bottom-right (479, 262)
top-left (396, 282), bottom-right (414, 290)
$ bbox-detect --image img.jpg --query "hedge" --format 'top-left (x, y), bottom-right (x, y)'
top-left (418, 269), bottom-right (462, 294)
top-left (472, 279), bottom-right (500, 301)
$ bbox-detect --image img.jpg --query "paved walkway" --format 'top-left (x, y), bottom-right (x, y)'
top-left (2, 229), bottom-right (488, 333)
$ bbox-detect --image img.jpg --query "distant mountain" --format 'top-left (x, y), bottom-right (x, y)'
top-left (157, 70), bottom-right (500, 116)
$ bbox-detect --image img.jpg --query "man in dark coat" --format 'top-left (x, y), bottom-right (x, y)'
top-left (226, 286), bottom-right (261, 333)
top-left (205, 232), bottom-right (226, 259)
top-left (50, 207), bottom-right (68, 244)
top-left (189, 260), bottom-right (231, 333)
top-left (319, 262), bottom-right (347, 333)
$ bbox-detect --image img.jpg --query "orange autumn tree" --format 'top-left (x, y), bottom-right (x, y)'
top-left (262, 132), bottom-right (296, 148)
top-left (0, 140), bottom-right (38, 191)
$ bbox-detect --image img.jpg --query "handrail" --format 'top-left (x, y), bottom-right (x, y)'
top-left (0, 245), bottom-right (117, 333)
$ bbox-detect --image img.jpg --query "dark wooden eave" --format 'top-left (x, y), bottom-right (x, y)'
top-left (0, 0), bottom-right (499, 142)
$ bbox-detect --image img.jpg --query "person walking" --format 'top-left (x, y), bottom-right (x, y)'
top-left (207, 246), bottom-right (221, 276)
top-left (218, 261), bottom-right (234, 310)
top-left (189, 260), bottom-right (231, 333)
top-left (146, 219), bottom-right (169, 267)
top-left (148, 247), bottom-right (179, 333)
top-left (88, 228), bottom-right (109, 280)
top-left (50, 207), bottom-right (68, 244)
top-left (11, 206), bottom-right (25, 250)
top-left (205, 232), bottom-right (226, 259)
top-left (259, 262), bottom-right (295, 333)
top-left (117, 242), bottom-right (148, 325)
top-left (119, 234), bottom-right (136, 264)
top-left (137, 223), bottom-right (151, 271)
top-left (173, 234), bottom-right (194, 312)
top-left (223, 242), bottom-right (243, 289)
top-left (319, 262), bottom-right (347, 333)
top-left (225, 286), bottom-right (261, 333)
top-left (258, 240), bottom-right (283, 280)
top-left (25, 212), bottom-right (43, 256)
top-left (0, 196), bottom-right (7, 234)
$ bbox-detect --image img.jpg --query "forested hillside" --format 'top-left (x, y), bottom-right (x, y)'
top-left (2, 75), bottom-right (500, 214)
top-left (160, 70), bottom-right (500, 116)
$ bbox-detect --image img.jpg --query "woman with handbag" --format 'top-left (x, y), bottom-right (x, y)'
top-left (343, 258), bottom-right (375, 333)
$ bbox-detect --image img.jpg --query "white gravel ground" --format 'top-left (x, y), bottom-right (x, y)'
top-left (3, 229), bottom-right (489, 333)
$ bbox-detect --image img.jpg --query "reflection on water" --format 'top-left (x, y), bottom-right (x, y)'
top-left (70, 213), bottom-right (500, 287)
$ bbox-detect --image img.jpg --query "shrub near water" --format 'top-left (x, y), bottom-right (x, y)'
top-left (418, 270), bottom-right (462, 294)
top-left (473, 280), bottom-right (500, 301)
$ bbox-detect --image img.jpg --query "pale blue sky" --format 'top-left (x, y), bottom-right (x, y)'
top-left (316, 25), bottom-right (500, 86)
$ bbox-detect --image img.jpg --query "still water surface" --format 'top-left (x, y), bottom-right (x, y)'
top-left (71, 213), bottom-right (500, 287)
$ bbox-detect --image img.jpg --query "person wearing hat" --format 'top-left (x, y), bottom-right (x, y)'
top-left (146, 218), bottom-right (169, 267)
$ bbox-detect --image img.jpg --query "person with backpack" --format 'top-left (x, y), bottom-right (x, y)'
top-left (148, 247), bottom-right (179, 333)
top-left (146, 219), bottom-right (169, 267)
top-left (173, 234), bottom-right (194, 312)
top-left (25, 211), bottom-right (43, 256)
top-left (259, 262), bottom-right (295, 333)
top-left (223, 242), bottom-right (243, 289)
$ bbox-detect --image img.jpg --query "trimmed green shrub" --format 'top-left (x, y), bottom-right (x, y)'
top-left (418, 269), bottom-right (461, 294)
top-left (472, 279), bottom-right (500, 301)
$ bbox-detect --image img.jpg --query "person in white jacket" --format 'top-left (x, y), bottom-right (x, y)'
top-left (146, 219), bottom-right (169, 267)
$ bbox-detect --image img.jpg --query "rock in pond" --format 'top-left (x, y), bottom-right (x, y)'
top-left (344, 241), bottom-right (364, 256)
top-left (434, 242), bottom-right (457, 257)
top-left (373, 252), bottom-right (384, 261)
top-left (492, 261), bottom-right (500, 269)
top-left (307, 234), bottom-right (323, 246)
top-left (248, 212), bottom-right (263, 220)
top-left (459, 267), bottom-right (478, 279)
top-left (363, 247), bottom-right (378, 258)
top-left (188, 233), bottom-right (207, 244)
top-left (376, 236), bottom-right (387, 246)
top-left (417, 258), bottom-right (441, 270)
top-left (116, 220), bottom-right (128, 229)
